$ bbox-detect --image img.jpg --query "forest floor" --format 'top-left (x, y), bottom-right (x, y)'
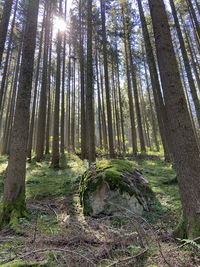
top-left (0, 153), bottom-right (200, 267)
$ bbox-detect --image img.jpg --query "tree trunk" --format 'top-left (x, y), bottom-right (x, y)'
top-left (0, 0), bottom-right (18, 112)
top-left (149, 0), bottom-right (200, 239)
top-left (0, 0), bottom-right (39, 228)
top-left (86, 0), bottom-right (95, 163)
top-left (169, 0), bottom-right (200, 127)
top-left (51, 0), bottom-right (62, 168)
top-left (100, 0), bottom-right (114, 158)
top-left (137, 0), bottom-right (172, 161)
top-left (0, 0), bottom-right (13, 69)
top-left (122, 5), bottom-right (137, 155)
top-left (36, 4), bottom-right (50, 161)
top-left (127, 34), bottom-right (145, 152)
top-left (27, 11), bottom-right (45, 160)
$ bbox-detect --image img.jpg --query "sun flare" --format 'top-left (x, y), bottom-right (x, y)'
top-left (54, 17), bottom-right (67, 33)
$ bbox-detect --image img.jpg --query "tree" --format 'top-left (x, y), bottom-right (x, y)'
top-left (148, 0), bottom-right (200, 239)
top-left (121, 4), bottom-right (137, 155)
top-left (169, 0), bottom-right (200, 127)
top-left (86, 0), bottom-right (95, 162)
top-left (79, 0), bottom-right (87, 159)
top-left (0, 0), bottom-right (39, 227)
top-left (100, 0), bottom-right (115, 158)
top-left (0, 0), bottom-right (14, 73)
top-left (36, 2), bottom-right (50, 161)
top-left (51, 0), bottom-right (62, 168)
top-left (136, 0), bottom-right (172, 161)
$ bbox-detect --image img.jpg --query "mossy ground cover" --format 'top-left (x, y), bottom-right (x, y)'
top-left (0, 153), bottom-right (199, 266)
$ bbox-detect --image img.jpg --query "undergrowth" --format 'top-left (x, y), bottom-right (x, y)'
top-left (0, 153), bottom-right (199, 266)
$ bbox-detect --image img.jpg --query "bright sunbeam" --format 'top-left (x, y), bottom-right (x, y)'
top-left (54, 17), bottom-right (67, 33)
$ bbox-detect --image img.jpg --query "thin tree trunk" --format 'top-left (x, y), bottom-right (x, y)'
top-left (137, 0), bottom-right (172, 161)
top-left (36, 3), bottom-right (50, 161)
top-left (144, 61), bottom-right (159, 152)
top-left (122, 5), bottom-right (137, 154)
top-left (169, 0), bottom-right (200, 126)
top-left (0, 0), bottom-right (14, 69)
top-left (100, 0), bottom-right (115, 157)
top-left (0, 0), bottom-right (18, 112)
top-left (51, 0), bottom-right (62, 167)
top-left (27, 11), bottom-right (45, 160)
top-left (86, 0), bottom-right (95, 162)
top-left (116, 49), bottom-right (126, 153)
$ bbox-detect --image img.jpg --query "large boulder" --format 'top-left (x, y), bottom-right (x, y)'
top-left (79, 159), bottom-right (155, 217)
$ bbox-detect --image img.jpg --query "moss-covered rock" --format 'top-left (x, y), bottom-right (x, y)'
top-left (80, 159), bottom-right (155, 217)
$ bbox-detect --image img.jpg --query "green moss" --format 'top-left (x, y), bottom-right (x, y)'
top-left (187, 216), bottom-right (200, 239)
top-left (0, 192), bottom-right (27, 233)
top-left (79, 159), bottom-right (155, 215)
top-left (173, 214), bottom-right (187, 239)
top-left (173, 215), bottom-right (200, 239)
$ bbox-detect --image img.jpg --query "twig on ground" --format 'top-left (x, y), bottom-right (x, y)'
top-left (107, 248), bottom-right (148, 267)
top-left (108, 202), bottom-right (173, 267)
top-left (1, 247), bottom-right (96, 266)
top-left (168, 236), bottom-right (200, 252)
top-left (47, 204), bottom-right (59, 221)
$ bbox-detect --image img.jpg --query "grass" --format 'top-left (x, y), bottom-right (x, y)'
top-left (0, 152), bottom-right (199, 266)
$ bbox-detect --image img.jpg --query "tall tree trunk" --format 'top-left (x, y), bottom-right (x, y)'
top-left (127, 34), bottom-right (145, 152)
top-left (51, 0), bottom-right (62, 168)
top-left (100, 0), bottom-right (114, 157)
top-left (137, 0), bottom-right (172, 161)
top-left (95, 48), bottom-right (103, 150)
top-left (45, 13), bottom-right (53, 155)
top-left (99, 59), bottom-right (108, 152)
top-left (86, 0), bottom-right (95, 162)
top-left (169, 0), bottom-right (200, 126)
top-left (71, 58), bottom-right (75, 152)
top-left (0, 0), bottom-right (18, 112)
top-left (186, 0), bottom-right (200, 40)
top-left (0, 0), bottom-right (13, 69)
top-left (27, 11), bottom-right (45, 160)
top-left (60, 0), bottom-right (67, 155)
top-left (122, 6), bottom-right (137, 154)
top-left (0, 0), bottom-right (39, 227)
top-left (67, 46), bottom-right (71, 152)
top-left (144, 60), bottom-right (159, 151)
top-left (79, 0), bottom-right (87, 159)
top-left (1, 33), bottom-right (23, 155)
top-left (116, 49), bottom-right (126, 153)
top-left (36, 3), bottom-right (50, 161)
top-left (149, 0), bottom-right (200, 239)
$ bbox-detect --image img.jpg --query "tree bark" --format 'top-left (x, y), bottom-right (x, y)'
top-left (51, 0), bottom-right (62, 168)
top-left (100, 0), bottom-right (115, 158)
top-left (86, 0), bottom-right (95, 163)
top-left (0, 0), bottom-right (13, 70)
top-left (136, 0), bottom-right (172, 161)
top-left (0, 0), bottom-right (39, 227)
top-left (149, 0), bottom-right (200, 239)
top-left (169, 0), bottom-right (200, 127)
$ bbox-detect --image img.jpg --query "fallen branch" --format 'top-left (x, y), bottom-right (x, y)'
top-left (168, 236), bottom-right (200, 252)
top-left (108, 202), bottom-right (173, 267)
top-left (107, 248), bottom-right (148, 267)
top-left (1, 247), bottom-right (95, 266)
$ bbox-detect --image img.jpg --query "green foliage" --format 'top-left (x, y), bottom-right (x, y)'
top-left (177, 238), bottom-right (200, 249)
